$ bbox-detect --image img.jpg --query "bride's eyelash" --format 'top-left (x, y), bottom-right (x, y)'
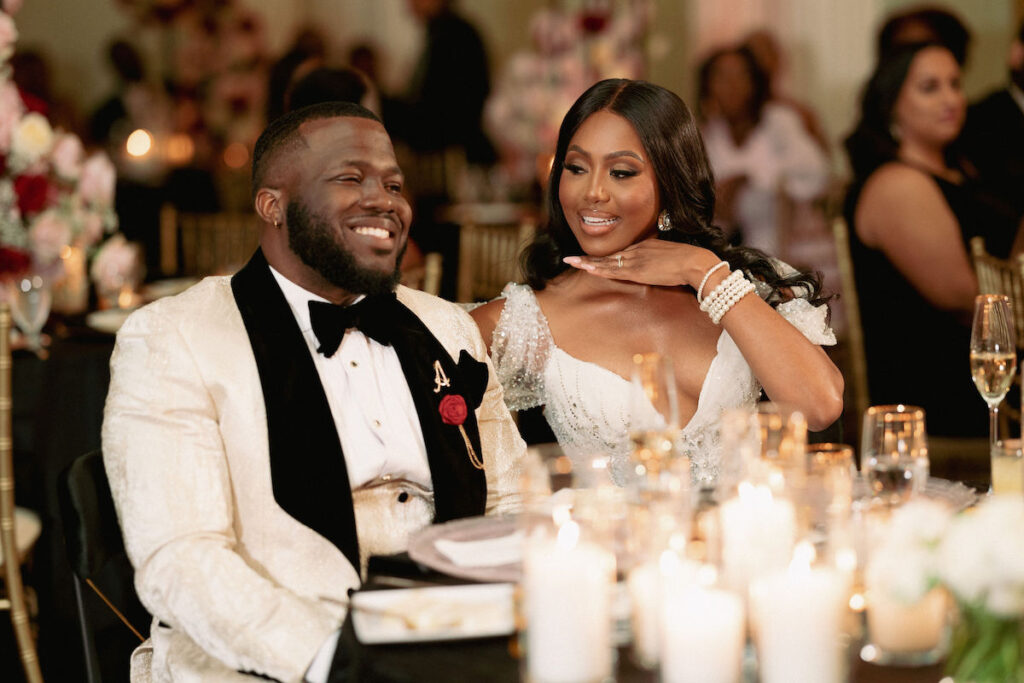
top-left (611, 169), bottom-right (638, 178)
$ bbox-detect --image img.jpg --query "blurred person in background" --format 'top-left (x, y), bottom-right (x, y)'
top-left (265, 27), bottom-right (326, 124)
top-left (961, 20), bottom-right (1024, 220)
top-left (698, 45), bottom-right (829, 257)
top-left (844, 42), bottom-right (1022, 438)
top-left (743, 28), bottom-right (829, 154)
top-left (877, 5), bottom-right (971, 65)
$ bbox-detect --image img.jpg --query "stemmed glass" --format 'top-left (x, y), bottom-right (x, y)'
top-left (7, 273), bottom-right (51, 355)
top-left (970, 294), bottom-right (1017, 447)
top-left (861, 405), bottom-right (929, 506)
top-left (628, 352), bottom-right (682, 485)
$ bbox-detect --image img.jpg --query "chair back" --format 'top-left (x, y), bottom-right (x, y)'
top-left (159, 204), bottom-right (260, 278)
top-left (970, 236), bottom-right (1024, 345)
top-left (832, 216), bottom-right (870, 426)
top-left (58, 451), bottom-right (149, 683)
top-left (0, 302), bottom-right (44, 682)
top-left (454, 204), bottom-right (537, 303)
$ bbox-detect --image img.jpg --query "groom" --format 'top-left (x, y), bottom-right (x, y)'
top-left (102, 101), bottom-right (524, 682)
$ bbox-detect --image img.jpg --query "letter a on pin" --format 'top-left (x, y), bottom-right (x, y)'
top-left (432, 360), bottom-right (451, 394)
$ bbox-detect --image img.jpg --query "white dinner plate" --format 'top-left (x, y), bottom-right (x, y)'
top-left (351, 583), bottom-right (515, 644)
top-left (408, 515), bottom-right (521, 583)
top-left (85, 308), bottom-right (132, 335)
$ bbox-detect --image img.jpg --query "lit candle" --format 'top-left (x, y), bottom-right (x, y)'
top-left (523, 521), bottom-right (615, 683)
top-left (660, 566), bottom-right (745, 683)
top-left (750, 545), bottom-right (847, 683)
top-left (866, 586), bottom-right (947, 655)
top-left (720, 483), bottom-right (796, 594)
top-left (627, 560), bottom-right (660, 668)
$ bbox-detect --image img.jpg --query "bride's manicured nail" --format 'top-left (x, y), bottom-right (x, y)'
top-left (563, 256), bottom-right (581, 265)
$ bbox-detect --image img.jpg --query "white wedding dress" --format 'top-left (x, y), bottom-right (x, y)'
top-left (490, 282), bottom-right (836, 486)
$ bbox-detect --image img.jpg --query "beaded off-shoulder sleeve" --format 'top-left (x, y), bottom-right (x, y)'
top-left (489, 283), bottom-right (554, 412)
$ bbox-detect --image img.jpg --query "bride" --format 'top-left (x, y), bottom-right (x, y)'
top-left (471, 79), bottom-right (843, 486)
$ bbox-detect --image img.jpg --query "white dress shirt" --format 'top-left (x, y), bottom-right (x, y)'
top-left (270, 267), bottom-right (432, 490)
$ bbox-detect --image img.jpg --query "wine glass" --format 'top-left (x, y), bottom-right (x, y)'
top-left (970, 294), bottom-right (1017, 447)
top-left (860, 405), bottom-right (929, 507)
top-left (8, 273), bottom-right (51, 354)
top-left (628, 352), bottom-right (682, 484)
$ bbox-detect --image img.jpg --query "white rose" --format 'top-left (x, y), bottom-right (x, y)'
top-left (10, 112), bottom-right (55, 167)
top-left (50, 132), bottom-right (84, 180)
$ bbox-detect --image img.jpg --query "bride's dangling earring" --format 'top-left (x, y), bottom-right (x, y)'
top-left (657, 210), bottom-right (672, 232)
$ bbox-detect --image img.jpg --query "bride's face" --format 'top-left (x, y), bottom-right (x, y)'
top-left (559, 110), bottom-right (659, 257)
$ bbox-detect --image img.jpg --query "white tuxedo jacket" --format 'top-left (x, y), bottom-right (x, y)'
top-left (102, 251), bottom-right (524, 682)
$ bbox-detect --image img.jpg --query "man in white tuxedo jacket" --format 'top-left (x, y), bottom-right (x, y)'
top-left (102, 101), bottom-right (525, 682)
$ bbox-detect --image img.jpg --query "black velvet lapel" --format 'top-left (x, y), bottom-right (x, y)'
top-left (231, 250), bottom-right (360, 570)
top-left (231, 250), bottom-right (488, 571)
top-left (388, 304), bottom-right (488, 521)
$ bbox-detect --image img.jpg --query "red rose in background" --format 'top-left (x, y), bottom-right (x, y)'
top-left (14, 173), bottom-right (50, 215)
top-left (438, 394), bottom-right (468, 426)
top-left (0, 245), bottom-right (30, 275)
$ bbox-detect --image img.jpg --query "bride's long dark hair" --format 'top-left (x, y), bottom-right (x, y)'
top-left (521, 78), bottom-right (824, 304)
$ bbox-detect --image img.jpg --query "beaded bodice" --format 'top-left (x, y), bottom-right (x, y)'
top-left (490, 283), bottom-right (836, 486)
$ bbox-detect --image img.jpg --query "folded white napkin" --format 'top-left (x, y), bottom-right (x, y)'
top-left (434, 530), bottom-right (524, 567)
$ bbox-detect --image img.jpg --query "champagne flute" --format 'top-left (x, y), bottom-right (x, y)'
top-left (628, 352), bottom-right (682, 485)
top-left (8, 273), bottom-right (51, 354)
top-left (970, 294), bottom-right (1017, 447)
top-left (861, 405), bottom-right (929, 507)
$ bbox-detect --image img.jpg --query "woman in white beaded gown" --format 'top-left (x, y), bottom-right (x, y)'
top-left (471, 79), bottom-right (843, 487)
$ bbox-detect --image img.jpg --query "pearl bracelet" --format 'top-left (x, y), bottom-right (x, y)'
top-left (699, 269), bottom-right (755, 324)
top-left (696, 261), bottom-right (729, 303)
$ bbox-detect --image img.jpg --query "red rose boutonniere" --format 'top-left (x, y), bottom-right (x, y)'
top-left (438, 393), bottom-right (483, 470)
top-left (439, 394), bottom-right (468, 425)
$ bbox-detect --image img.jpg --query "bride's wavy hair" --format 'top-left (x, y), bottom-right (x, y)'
top-left (521, 78), bottom-right (823, 304)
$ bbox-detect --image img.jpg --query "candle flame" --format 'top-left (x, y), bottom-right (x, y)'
top-left (556, 520), bottom-right (580, 550)
top-left (789, 541), bottom-right (816, 574)
top-left (126, 129), bottom-right (153, 157)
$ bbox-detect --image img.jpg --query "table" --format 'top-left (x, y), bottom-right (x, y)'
top-left (9, 322), bottom-right (138, 682)
top-left (325, 557), bottom-right (947, 683)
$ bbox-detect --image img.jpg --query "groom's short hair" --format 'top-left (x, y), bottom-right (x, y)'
top-left (251, 101), bottom-right (382, 199)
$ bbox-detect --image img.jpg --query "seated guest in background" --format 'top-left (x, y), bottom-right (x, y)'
top-left (471, 79), bottom-right (842, 488)
top-left (102, 101), bottom-right (524, 682)
top-left (698, 46), bottom-right (830, 257)
top-left (743, 28), bottom-right (830, 154)
top-left (844, 42), bottom-right (1021, 437)
top-left (286, 66), bottom-right (381, 116)
top-left (877, 5), bottom-right (972, 66)
top-left (962, 20), bottom-right (1024, 219)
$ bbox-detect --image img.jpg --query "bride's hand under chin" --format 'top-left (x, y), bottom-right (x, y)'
top-left (562, 238), bottom-right (721, 289)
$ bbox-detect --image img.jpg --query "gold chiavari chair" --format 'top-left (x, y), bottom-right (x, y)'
top-left (159, 204), bottom-right (261, 278)
top-left (0, 302), bottom-right (44, 682)
top-left (831, 216), bottom-right (870, 430)
top-left (451, 204), bottom-right (537, 303)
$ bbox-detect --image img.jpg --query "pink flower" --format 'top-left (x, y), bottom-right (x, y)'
top-left (28, 209), bottom-right (71, 264)
top-left (0, 12), bottom-right (16, 60)
top-left (79, 153), bottom-right (116, 206)
top-left (79, 210), bottom-right (104, 245)
top-left (2, 0), bottom-right (23, 16)
top-left (0, 80), bottom-right (22, 152)
top-left (49, 132), bottom-right (83, 180)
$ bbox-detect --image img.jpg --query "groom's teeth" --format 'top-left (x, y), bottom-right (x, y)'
top-left (354, 226), bottom-right (391, 239)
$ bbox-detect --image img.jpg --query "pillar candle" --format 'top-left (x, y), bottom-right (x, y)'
top-left (720, 483), bottom-right (796, 593)
top-left (523, 523), bottom-right (615, 683)
top-left (660, 580), bottom-right (745, 683)
top-left (750, 564), bottom-right (847, 683)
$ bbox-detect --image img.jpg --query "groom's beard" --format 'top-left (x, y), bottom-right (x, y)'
top-left (286, 200), bottom-right (406, 296)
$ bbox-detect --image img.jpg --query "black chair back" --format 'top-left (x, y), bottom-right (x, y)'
top-left (58, 450), bottom-right (150, 683)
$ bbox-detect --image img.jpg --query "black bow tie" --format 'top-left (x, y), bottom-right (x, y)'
top-left (308, 294), bottom-right (397, 357)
